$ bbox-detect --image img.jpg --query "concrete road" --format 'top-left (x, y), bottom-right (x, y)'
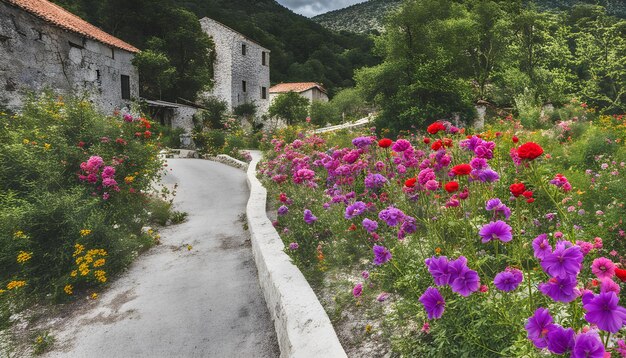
top-left (44, 159), bottom-right (279, 358)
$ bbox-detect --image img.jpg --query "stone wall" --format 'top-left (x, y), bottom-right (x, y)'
top-left (0, 1), bottom-right (138, 114)
top-left (199, 17), bottom-right (270, 116)
top-left (170, 104), bottom-right (197, 133)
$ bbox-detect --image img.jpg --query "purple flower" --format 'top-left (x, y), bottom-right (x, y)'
top-left (525, 308), bottom-right (555, 349)
top-left (470, 157), bottom-right (488, 170)
top-left (288, 242), bottom-right (299, 250)
top-left (378, 207), bottom-right (405, 226)
top-left (547, 326), bottom-right (575, 355)
top-left (377, 292), bottom-right (389, 302)
top-left (583, 291), bottom-right (626, 333)
top-left (448, 257), bottom-right (480, 297)
top-left (278, 205), bottom-right (289, 216)
top-left (417, 168), bottom-right (436, 185)
top-left (400, 216), bottom-right (417, 234)
top-left (353, 283), bottom-right (363, 298)
top-left (532, 234), bottom-right (551, 260)
top-left (361, 271), bottom-right (369, 279)
top-left (475, 168), bottom-right (500, 183)
top-left (362, 218), bottom-right (378, 232)
top-left (425, 256), bottom-right (450, 286)
top-left (540, 241), bottom-right (583, 278)
top-left (418, 287), bottom-right (445, 320)
top-left (345, 201), bottom-right (367, 219)
top-left (392, 139), bottom-right (411, 152)
top-left (493, 268), bottom-right (523, 292)
top-left (572, 331), bottom-right (605, 358)
top-left (424, 180), bottom-right (439, 191)
top-left (364, 173), bottom-right (388, 189)
top-left (479, 220), bottom-right (513, 243)
top-left (485, 198), bottom-right (511, 220)
top-left (538, 275), bottom-right (578, 303)
top-left (352, 136), bottom-right (374, 148)
top-left (303, 209), bottom-right (317, 224)
top-left (373, 245), bottom-right (392, 265)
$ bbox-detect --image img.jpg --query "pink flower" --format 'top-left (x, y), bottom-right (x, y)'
top-left (593, 237), bottom-right (603, 249)
top-left (377, 292), bottom-right (389, 302)
top-left (591, 257), bottom-right (616, 280)
top-left (101, 166), bottom-right (116, 179)
top-left (601, 278), bottom-right (620, 295)
top-left (353, 283), bottom-right (363, 298)
top-left (421, 322), bottom-right (430, 334)
top-left (102, 192), bottom-right (110, 200)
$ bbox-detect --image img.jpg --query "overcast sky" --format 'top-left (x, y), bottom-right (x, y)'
top-left (276, 0), bottom-right (367, 17)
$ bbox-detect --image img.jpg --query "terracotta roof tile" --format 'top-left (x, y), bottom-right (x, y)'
top-left (4, 0), bottom-right (139, 53)
top-left (269, 82), bottom-right (327, 94)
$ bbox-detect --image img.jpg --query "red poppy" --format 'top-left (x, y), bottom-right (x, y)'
top-left (615, 268), bottom-right (626, 282)
top-left (451, 164), bottom-right (471, 176)
top-left (427, 122), bottom-right (446, 135)
top-left (444, 181), bottom-right (459, 193)
top-left (509, 183), bottom-right (526, 197)
top-left (512, 136), bottom-right (519, 143)
top-left (378, 138), bottom-right (393, 148)
top-left (423, 137), bottom-right (431, 144)
top-left (431, 140), bottom-right (442, 151)
top-left (522, 191), bottom-right (533, 198)
top-left (526, 198), bottom-right (535, 204)
top-left (517, 142), bottom-right (544, 160)
top-left (405, 178), bottom-right (417, 188)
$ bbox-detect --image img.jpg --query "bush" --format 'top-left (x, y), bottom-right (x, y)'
top-left (309, 100), bottom-right (340, 126)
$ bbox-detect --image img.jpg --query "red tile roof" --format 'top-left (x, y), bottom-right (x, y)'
top-left (4, 0), bottom-right (139, 53)
top-left (269, 82), bottom-right (327, 94)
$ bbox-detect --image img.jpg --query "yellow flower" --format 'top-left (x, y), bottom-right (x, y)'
top-left (187, 244), bottom-right (193, 251)
top-left (17, 251), bottom-right (32, 264)
top-left (70, 270), bottom-right (77, 277)
top-left (124, 176), bottom-right (135, 184)
top-left (7, 280), bottom-right (26, 290)
top-left (73, 243), bottom-right (84, 257)
top-left (43, 143), bottom-right (51, 151)
top-left (80, 229), bottom-right (92, 237)
top-left (22, 139), bottom-right (29, 144)
top-left (93, 258), bottom-right (106, 268)
top-left (0, 289), bottom-right (5, 294)
top-left (94, 270), bottom-right (107, 283)
top-left (365, 324), bottom-right (372, 333)
top-left (64, 284), bottom-right (73, 295)
top-left (13, 231), bottom-right (27, 239)
top-left (91, 293), bottom-right (98, 300)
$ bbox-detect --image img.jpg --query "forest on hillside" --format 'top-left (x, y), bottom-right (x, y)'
top-left (53, 0), bottom-right (379, 102)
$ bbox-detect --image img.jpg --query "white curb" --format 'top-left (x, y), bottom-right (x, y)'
top-left (245, 150), bottom-right (347, 358)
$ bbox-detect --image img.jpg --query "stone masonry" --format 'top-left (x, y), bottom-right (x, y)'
top-left (199, 17), bottom-right (271, 116)
top-left (0, 0), bottom-right (139, 114)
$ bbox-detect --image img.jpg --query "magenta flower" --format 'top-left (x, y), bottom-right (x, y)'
top-left (485, 198), bottom-right (511, 220)
top-left (373, 245), bottom-right (392, 265)
top-left (478, 220), bottom-right (513, 243)
top-left (525, 308), bottom-right (555, 349)
top-left (493, 268), bottom-right (523, 292)
top-left (532, 234), bottom-right (552, 259)
top-left (353, 283), bottom-right (363, 298)
top-left (582, 291), bottom-right (626, 333)
top-left (418, 287), bottom-right (445, 320)
top-left (303, 209), bottom-right (317, 224)
top-left (378, 207), bottom-right (405, 227)
top-left (448, 257), bottom-right (480, 297)
top-left (546, 326), bottom-right (575, 355)
top-left (600, 278), bottom-right (620, 295)
top-left (572, 331), bottom-right (605, 358)
top-left (278, 205), bottom-right (289, 216)
top-left (540, 241), bottom-right (583, 279)
top-left (377, 292), bottom-right (389, 302)
top-left (101, 166), bottom-right (116, 179)
top-left (345, 201), bottom-right (367, 219)
top-left (391, 139), bottom-right (411, 152)
top-left (425, 256), bottom-right (450, 286)
top-left (591, 257), bottom-right (615, 280)
top-left (538, 275), bottom-right (578, 303)
top-left (288, 242), bottom-right (299, 250)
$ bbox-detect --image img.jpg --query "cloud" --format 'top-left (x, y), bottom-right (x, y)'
top-left (276, 0), bottom-right (367, 17)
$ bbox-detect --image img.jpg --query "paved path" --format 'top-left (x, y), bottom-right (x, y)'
top-left (44, 159), bottom-right (279, 358)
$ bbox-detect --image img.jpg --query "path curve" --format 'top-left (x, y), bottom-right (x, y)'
top-left (44, 159), bottom-right (278, 358)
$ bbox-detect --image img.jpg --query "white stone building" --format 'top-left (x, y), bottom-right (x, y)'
top-left (199, 17), bottom-right (271, 115)
top-left (0, 0), bottom-right (139, 114)
top-left (269, 82), bottom-right (329, 104)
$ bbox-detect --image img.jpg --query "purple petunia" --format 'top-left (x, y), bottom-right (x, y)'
top-left (378, 207), bottom-right (405, 227)
top-left (540, 241), bottom-right (583, 278)
top-left (532, 234), bottom-right (551, 260)
top-left (493, 268), bottom-right (523, 292)
top-left (345, 201), bottom-right (367, 219)
top-left (582, 291), bottom-right (626, 333)
top-left (373, 245), bottom-right (392, 265)
top-left (425, 256), bottom-right (451, 286)
top-left (479, 220), bottom-right (513, 243)
top-left (525, 308), bottom-right (555, 349)
top-left (418, 287), bottom-right (445, 320)
top-left (303, 209), bottom-right (317, 224)
top-left (572, 331), bottom-right (605, 358)
top-left (447, 256), bottom-right (480, 297)
top-left (547, 325), bottom-right (575, 355)
top-left (362, 218), bottom-right (378, 232)
top-left (538, 275), bottom-right (578, 303)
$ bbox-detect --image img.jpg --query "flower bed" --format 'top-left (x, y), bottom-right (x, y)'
top-left (258, 117), bottom-right (626, 357)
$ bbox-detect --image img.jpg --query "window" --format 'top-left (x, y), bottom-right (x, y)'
top-left (262, 52), bottom-right (266, 66)
top-left (121, 75), bottom-right (130, 100)
top-left (242, 43), bottom-right (247, 55)
top-left (110, 47), bottom-right (115, 59)
top-left (242, 80), bottom-right (247, 93)
top-left (261, 87), bottom-right (267, 99)
top-left (68, 40), bottom-right (84, 49)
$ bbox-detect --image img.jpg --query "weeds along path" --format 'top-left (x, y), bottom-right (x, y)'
top-left (44, 159), bottom-right (278, 358)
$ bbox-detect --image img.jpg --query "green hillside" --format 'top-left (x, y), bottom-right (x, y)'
top-left (312, 0), bottom-right (402, 33)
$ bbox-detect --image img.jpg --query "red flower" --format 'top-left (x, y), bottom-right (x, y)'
top-left (509, 183), bottom-right (526, 197)
top-left (512, 136), bottom-right (519, 143)
top-left (522, 191), bottom-right (533, 198)
top-left (615, 268), bottom-right (626, 282)
top-left (442, 138), bottom-right (453, 148)
top-left (378, 138), bottom-right (393, 148)
top-left (423, 137), bottom-right (431, 144)
top-left (144, 130), bottom-right (152, 138)
top-left (451, 164), bottom-right (471, 176)
top-left (517, 142), bottom-right (544, 160)
top-left (444, 181), bottom-right (459, 193)
top-left (77, 141), bottom-right (85, 147)
top-left (526, 198), bottom-right (535, 204)
top-left (431, 140), bottom-right (442, 151)
top-left (405, 178), bottom-right (417, 188)
top-left (427, 122), bottom-right (446, 135)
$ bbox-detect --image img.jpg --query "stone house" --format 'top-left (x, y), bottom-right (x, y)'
top-left (199, 17), bottom-right (271, 116)
top-left (0, 0), bottom-right (139, 113)
top-left (269, 82), bottom-right (329, 104)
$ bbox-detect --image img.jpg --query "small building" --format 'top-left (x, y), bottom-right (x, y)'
top-left (0, 0), bottom-right (139, 113)
top-left (269, 82), bottom-right (329, 104)
top-left (199, 17), bottom-right (271, 116)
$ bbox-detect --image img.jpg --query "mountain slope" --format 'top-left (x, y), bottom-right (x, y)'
top-left (312, 0), bottom-right (401, 33)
